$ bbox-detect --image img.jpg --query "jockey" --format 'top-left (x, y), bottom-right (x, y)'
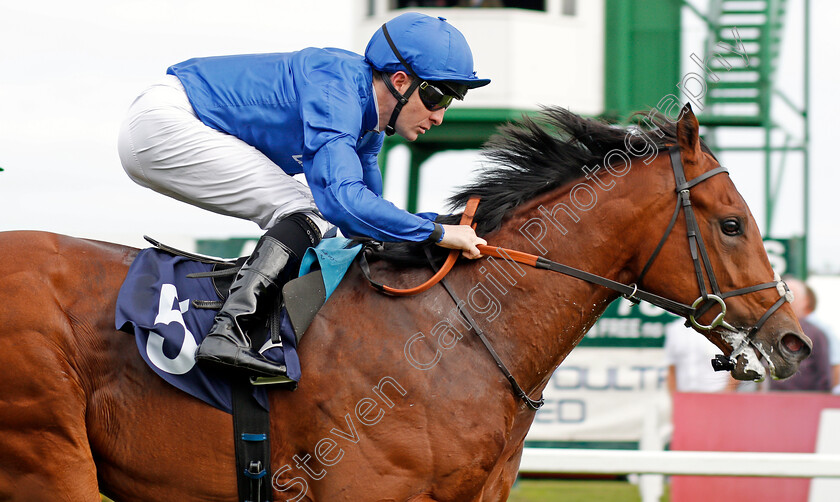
top-left (117, 12), bottom-right (490, 378)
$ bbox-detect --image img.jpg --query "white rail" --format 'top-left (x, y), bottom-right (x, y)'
top-left (519, 448), bottom-right (840, 478)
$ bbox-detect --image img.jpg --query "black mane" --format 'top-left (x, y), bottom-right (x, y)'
top-left (375, 106), bottom-right (710, 264)
top-left (445, 106), bottom-right (711, 234)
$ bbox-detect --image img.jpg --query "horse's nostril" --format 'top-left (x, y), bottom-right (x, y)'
top-left (782, 333), bottom-right (805, 353)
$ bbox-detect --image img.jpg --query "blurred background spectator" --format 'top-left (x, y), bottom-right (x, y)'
top-left (664, 319), bottom-right (738, 394)
top-left (797, 280), bottom-right (840, 391)
top-left (769, 277), bottom-right (832, 392)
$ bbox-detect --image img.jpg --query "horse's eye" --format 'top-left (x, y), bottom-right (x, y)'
top-left (721, 218), bottom-right (742, 236)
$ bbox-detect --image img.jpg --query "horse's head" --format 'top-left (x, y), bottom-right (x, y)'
top-left (448, 104), bottom-right (808, 383)
top-left (638, 104), bottom-right (809, 381)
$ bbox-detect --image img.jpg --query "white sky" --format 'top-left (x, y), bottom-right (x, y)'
top-left (1, 0), bottom-right (838, 272)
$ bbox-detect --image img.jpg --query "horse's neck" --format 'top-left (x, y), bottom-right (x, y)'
top-left (467, 172), bottom-right (669, 396)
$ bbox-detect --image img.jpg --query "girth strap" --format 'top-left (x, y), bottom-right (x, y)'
top-left (231, 376), bottom-right (271, 502)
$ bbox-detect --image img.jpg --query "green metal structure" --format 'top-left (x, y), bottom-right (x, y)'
top-left (603, 0), bottom-right (683, 119)
top-left (689, 0), bottom-right (810, 276)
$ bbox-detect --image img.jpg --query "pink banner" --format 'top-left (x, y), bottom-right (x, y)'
top-left (671, 392), bottom-right (840, 501)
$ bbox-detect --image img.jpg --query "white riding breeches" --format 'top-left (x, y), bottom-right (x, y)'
top-left (117, 74), bottom-right (331, 235)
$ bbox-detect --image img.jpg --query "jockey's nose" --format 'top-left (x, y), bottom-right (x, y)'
top-left (430, 108), bottom-right (445, 126)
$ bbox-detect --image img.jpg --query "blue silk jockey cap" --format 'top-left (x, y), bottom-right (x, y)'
top-left (365, 12), bottom-right (491, 89)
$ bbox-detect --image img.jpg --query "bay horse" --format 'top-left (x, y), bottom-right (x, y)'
top-left (0, 105), bottom-right (809, 501)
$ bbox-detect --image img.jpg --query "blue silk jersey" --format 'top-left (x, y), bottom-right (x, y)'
top-left (167, 48), bottom-right (436, 242)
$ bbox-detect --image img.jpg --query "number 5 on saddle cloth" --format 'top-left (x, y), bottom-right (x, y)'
top-left (115, 236), bottom-right (362, 412)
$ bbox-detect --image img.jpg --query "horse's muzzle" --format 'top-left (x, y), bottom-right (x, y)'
top-left (772, 331), bottom-right (812, 379)
top-left (725, 326), bottom-right (811, 382)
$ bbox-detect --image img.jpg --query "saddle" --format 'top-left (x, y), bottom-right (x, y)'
top-left (146, 236), bottom-right (327, 354)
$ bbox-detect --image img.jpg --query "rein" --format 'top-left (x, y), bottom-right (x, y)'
top-left (364, 145), bottom-right (790, 409)
top-left (360, 198), bottom-right (480, 296)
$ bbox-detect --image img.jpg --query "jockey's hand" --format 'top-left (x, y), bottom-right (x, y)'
top-left (437, 224), bottom-right (486, 259)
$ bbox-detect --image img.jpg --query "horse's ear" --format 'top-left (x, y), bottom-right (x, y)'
top-left (676, 102), bottom-right (701, 162)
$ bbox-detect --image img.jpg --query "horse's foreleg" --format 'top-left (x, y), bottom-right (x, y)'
top-left (0, 329), bottom-right (99, 501)
top-left (477, 442), bottom-right (525, 502)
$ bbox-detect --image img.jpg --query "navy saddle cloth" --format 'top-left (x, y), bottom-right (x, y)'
top-left (115, 248), bottom-right (300, 413)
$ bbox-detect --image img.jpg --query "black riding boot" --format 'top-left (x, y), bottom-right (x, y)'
top-left (195, 214), bottom-right (322, 377)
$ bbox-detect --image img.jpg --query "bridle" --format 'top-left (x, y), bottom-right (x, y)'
top-left (365, 145), bottom-right (791, 410)
top-left (630, 146), bottom-right (792, 370)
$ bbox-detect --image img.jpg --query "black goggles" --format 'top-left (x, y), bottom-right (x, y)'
top-left (417, 81), bottom-right (456, 111)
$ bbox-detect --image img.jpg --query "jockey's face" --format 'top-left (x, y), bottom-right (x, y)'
top-left (388, 72), bottom-right (446, 142)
